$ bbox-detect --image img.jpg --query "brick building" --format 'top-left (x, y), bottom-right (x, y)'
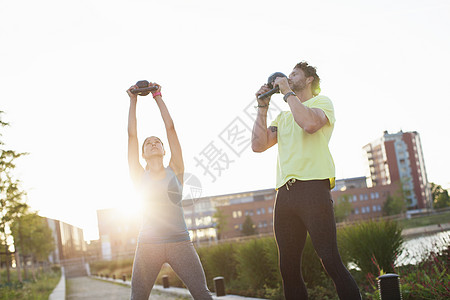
top-left (331, 180), bottom-right (400, 221)
top-left (363, 130), bottom-right (432, 210)
top-left (215, 189), bottom-right (276, 239)
top-left (46, 218), bottom-right (87, 263)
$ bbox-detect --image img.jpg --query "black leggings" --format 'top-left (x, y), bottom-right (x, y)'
top-left (274, 179), bottom-right (361, 300)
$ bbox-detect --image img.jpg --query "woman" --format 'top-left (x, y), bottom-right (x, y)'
top-left (127, 82), bottom-right (212, 300)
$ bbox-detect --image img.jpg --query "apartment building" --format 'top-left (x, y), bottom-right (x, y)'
top-left (363, 130), bottom-right (432, 210)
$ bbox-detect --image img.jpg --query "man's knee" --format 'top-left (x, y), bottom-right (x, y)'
top-left (319, 252), bottom-right (346, 277)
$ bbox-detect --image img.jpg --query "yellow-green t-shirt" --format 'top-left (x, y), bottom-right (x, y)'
top-left (270, 95), bottom-right (336, 190)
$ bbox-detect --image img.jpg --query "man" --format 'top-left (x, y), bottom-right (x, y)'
top-left (252, 61), bottom-right (361, 300)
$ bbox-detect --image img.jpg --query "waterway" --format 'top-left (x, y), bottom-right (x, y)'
top-left (396, 229), bottom-right (449, 266)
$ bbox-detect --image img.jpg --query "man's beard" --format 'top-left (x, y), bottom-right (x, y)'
top-left (290, 79), bottom-right (307, 93)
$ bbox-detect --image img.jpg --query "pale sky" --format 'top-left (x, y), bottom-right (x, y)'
top-left (1, 0), bottom-right (449, 241)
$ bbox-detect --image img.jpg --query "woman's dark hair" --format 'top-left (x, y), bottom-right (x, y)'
top-left (294, 61), bottom-right (321, 96)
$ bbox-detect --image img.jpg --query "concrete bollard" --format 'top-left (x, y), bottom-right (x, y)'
top-left (122, 274), bottom-right (126, 282)
top-left (162, 275), bottom-right (169, 288)
top-left (378, 273), bottom-right (402, 300)
top-left (214, 276), bottom-right (226, 296)
top-left (112, 274), bottom-right (116, 280)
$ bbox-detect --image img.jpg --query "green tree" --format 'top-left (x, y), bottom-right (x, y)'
top-left (334, 194), bottom-right (353, 223)
top-left (430, 182), bottom-right (450, 209)
top-left (383, 180), bottom-right (407, 216)
top-left (241, 215), bottom-right (257, 236)
top-left (0, 111), bottom-right (28, 282)
top-left (11, 213), bottom-right (55, 281)
top-left (212, 207), bottom-right (228, 240)
top-left (383, 195), bottom-right (405, 216)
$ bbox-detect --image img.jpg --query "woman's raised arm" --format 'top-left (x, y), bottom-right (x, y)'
top-left (151, 84), bottom-right (184, 183)
top-left (127, 85), bottom-right (144, 184)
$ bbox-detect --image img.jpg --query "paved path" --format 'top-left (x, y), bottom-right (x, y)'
top-left (66, 276), bottom-right (190, 300)
top-left (402, 222), bottom-right (450, 237)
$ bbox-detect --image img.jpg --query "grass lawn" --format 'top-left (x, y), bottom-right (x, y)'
top-left (399, 210), bottom-right (450, 229)
top-left (0, 268), bottom-right (61, 300)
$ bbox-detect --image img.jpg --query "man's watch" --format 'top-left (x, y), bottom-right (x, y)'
top-left (283, 91), bottom-right (296, 102)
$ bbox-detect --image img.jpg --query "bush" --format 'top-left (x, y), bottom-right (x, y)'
top-left (155, 264), bottom-right (186, 288)
top-left (261, 237), bottom-right (282, 287)
top-left (0, 268), bottom-right (61, 300)
top-left (361, 235), bottom-right (450, 300)
top-left (196, 242), bottom-right (238, 290)
top-left (198, 238), bottom-right (281, 297)
top-left (197, 235), bottom-right (342, 298)
top-left (338, 220), bottom-right (404, 275)
top-left (307, 284), bottom-right (339, 300)
top-left (400, 244), bottom-right (450, 299)
top-left (235, 238), bottom-right (278, 292)
top-left (89, 257), bottom-right (134, 278)
top-left (90, 219), bottom-right (450, 299)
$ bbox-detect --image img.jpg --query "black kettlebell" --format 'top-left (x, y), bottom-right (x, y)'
top-left (257, 72), bottom-right (287, 100)
top-left (131, 80), bottom-right (159, 96)
top-left (267, 72), bottom-right (287, 89)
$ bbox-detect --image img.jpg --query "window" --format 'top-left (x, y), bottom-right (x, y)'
top-left (268, 207), bottom-right (273, 214)
top-left (256, 209), bottom-right (261, 215)
top-left (261, 208), bottom-right (265, 214)
top-left (355, 208), bottom-right (359, 214)
top-left (232, 211), bottom-right (237, 219)
top-left (353, 195), bottom-right (357, 202)
top-left (373, 205), bottom-right (377, 212)
top-left (254, 195), bottom-right (264, 201)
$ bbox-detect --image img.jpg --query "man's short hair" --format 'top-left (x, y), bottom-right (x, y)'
top-left (295, 61), bottom-right (321, 96)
